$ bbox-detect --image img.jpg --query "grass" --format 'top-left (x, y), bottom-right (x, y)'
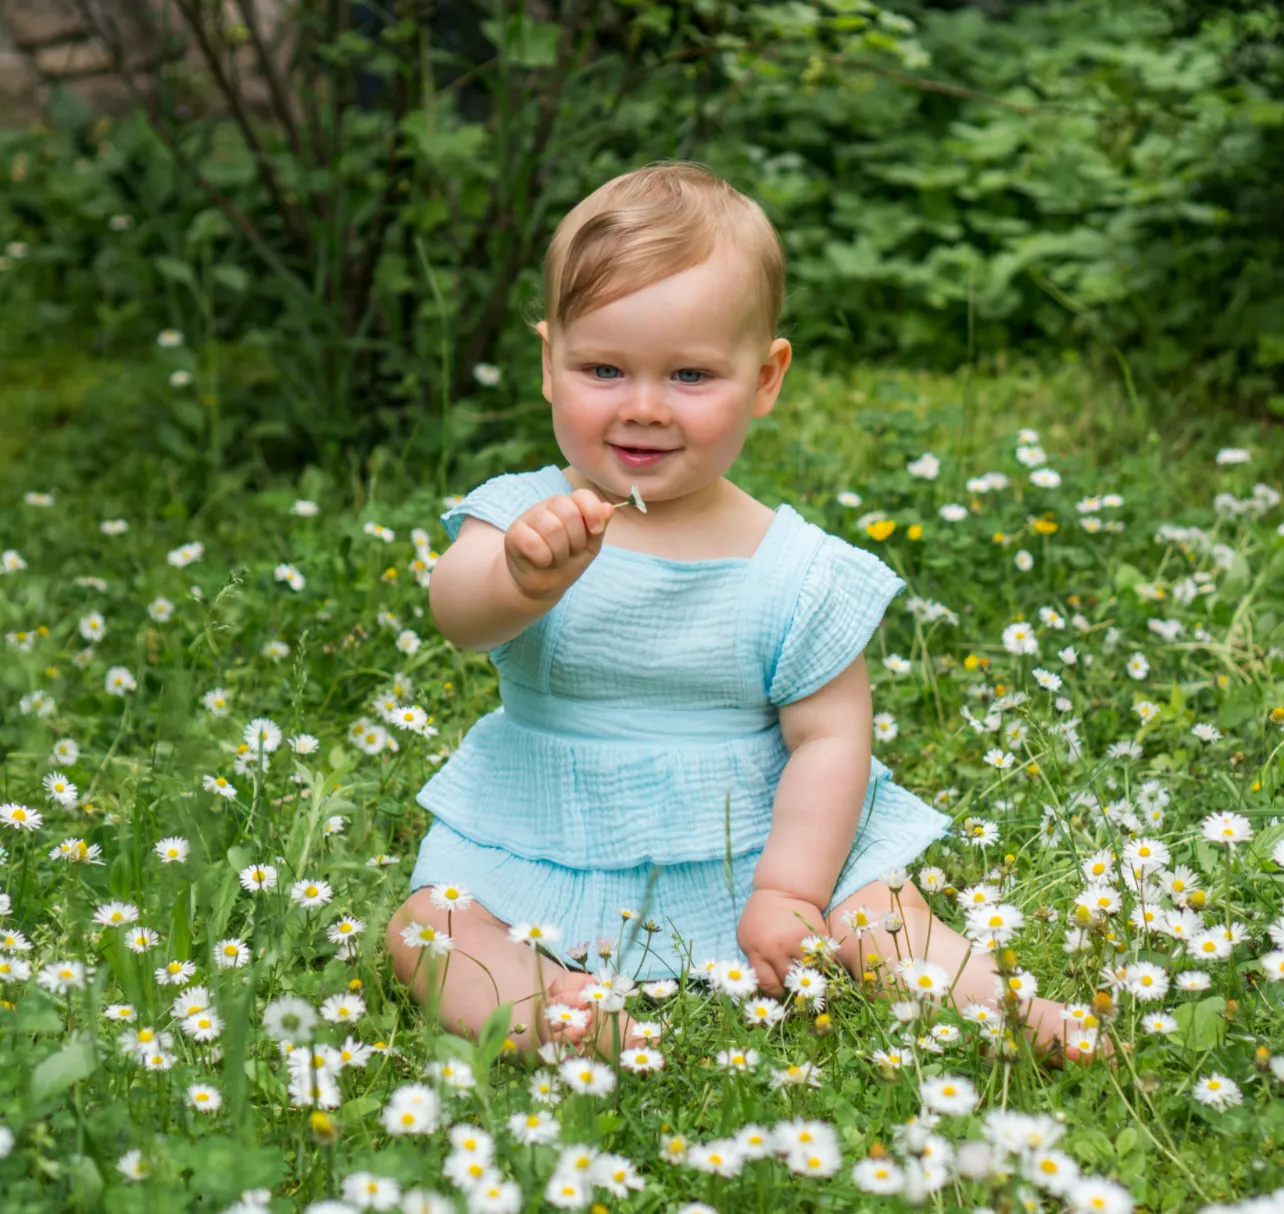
top-left (1, 336), bottom-right (1284, 1213)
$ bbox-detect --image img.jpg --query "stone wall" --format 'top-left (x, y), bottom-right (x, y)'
top-left (0, 0), bottom-right (287, 126)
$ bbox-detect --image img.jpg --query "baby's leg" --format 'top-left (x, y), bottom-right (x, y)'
top-left (385, 890), bottom-right (645, 1059)
top-left (386, 889), bottom-right (572, 1055)
top-left (826, 880), bottom-right (1075, 1059)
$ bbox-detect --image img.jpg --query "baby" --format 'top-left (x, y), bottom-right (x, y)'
top-left (386, 161), bottom-right (1080, 1064)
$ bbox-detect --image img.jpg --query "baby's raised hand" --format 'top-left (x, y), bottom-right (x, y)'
top-left (505, 490), bottom-right (614, 602)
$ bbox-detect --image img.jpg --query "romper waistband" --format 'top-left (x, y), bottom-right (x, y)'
top-left (499, 676), bottom-right (778, 741)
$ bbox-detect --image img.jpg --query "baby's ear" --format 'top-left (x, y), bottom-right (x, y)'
top-left (535, 321), bottom-right (553, 403)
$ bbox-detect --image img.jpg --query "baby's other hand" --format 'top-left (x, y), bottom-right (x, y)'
top-left (505, 490), bottom-right (614, 602)
top-left (737, 889), bottom-right (829, 998)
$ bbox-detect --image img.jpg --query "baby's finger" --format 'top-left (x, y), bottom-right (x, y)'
top-left (531, 502), bottom-right (577, 564)
top-left (747, 953), bottom-right (783, 999)
top-left (543, 495), bottom-right (589, 557)
top-left (508, 519), bottom-right (557, 569)
top-left (588, 501), bottom-right (614, 536)
top-left (569, 490), bottom-right (612, 538)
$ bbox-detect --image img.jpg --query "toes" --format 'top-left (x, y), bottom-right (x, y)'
top-left (547, 971), bottom-right (594, 1004)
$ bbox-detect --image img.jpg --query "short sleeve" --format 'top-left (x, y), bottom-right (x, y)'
top-left (769, 535), bottom-right (905, 706)
top-left (440, 467), bottom-right (565, 543)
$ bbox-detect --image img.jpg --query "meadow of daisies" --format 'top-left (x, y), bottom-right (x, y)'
top-left (2, 349), bottom-right (1284, 1214)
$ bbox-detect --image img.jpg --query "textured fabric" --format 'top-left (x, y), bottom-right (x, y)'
top-left (412, 465), bottom-right (953, 977)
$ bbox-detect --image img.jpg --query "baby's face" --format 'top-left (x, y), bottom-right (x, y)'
top-left (537, 247), bottom-right (791, 511)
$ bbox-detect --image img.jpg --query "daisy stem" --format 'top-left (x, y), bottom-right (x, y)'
top-left (1100, 1033), bottom-right (1214, 1201)
top-left (438, 911), bottom-right (453, 1011)
top-left (946, 939), bottom-right (975, 1003)
top-left (610, 1013), bottom-right (622, 1100)
top-left (1222, 845), bottom-right (1233, 931)
top-left (532, 945), bottom-right (548, 1046)
top-left (892, 889), bottom-right (911, 957)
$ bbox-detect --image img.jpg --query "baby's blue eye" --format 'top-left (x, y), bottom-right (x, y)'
top-left (586, 365), bottom-right (706, 384)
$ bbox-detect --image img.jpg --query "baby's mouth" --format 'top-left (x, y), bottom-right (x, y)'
top-left (609, 444), bottom-right (678, 466)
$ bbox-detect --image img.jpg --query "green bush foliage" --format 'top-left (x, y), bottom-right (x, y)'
top-left (0, 0), bottom-right (1278, 470)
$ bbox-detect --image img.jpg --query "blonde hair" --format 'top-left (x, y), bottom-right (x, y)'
top-left (537, 160), bottom-right (786, 348)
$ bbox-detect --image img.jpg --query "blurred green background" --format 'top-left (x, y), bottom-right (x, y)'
top-left (0, 0), bottom-right (1280, 499)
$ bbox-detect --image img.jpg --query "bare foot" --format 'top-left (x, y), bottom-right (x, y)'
top-left (1018, 995), bottom-right (1116, 1068)
top-left (542, 970), bottom-right (644, 1059)
top-left (543, 970), bottom-right (598, 1050)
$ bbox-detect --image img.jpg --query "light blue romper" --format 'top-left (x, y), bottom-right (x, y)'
top-left (410, 465), bottom-right (952, 979)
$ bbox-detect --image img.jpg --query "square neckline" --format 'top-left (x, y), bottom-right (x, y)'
top-left (554, 469), bottom-right (788, 567)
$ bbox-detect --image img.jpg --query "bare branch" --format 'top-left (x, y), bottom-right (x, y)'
top-left (73, 0), bottom-right (268, 253)
top-left (840, 57), bottom-right (1060, 115)
top-left (170, 0), bottom-right (307, 249)
top-left (234, 0), bottom-right (305, 159)
top-left (292, 1), bottom-right (330, 167)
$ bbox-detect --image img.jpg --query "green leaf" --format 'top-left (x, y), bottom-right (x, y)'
top-left (30, 1034), bottom-right (97, 1106)
top-left (480, 14), bottom-right (561, 68)
top-left (1174, 995), bottom-right (1226, 1051)
top-left (1257, 821), bottom-right (1284, 866)
top-left (172, 398), bottom-right (206, 435)
top-left (171, 882), bottom-right (193, 961)
top-left (594, 1112), bottom-right (626, 1136)
top-left (212, 265), bottom-right (250, 294)
top-left (1218, 689), bottom-right (1259, 730)
top-left (1114, 562), bottom-right (1144, 592)
top-left (171, 1138), bottom-right (286, 1204)
top-left (208, 859), bottom-right (243, 942)
top-left (399, 112), bottom-right (490, 174)
top-left (16, 993), bottom-right (63, 1034)
top-left (476, 1001), bottom-right (514, 1072)
top-left (155, 256), bottom-right (196, 287)
top-left (65, 1154), bottom-right (104, 1207)
top-left (220, 977), bottom-right (254, 1127)
top-left (434, 1034), bottom-right (475, 1065)
top-left (340, 1093), bottom-right (383, 1125)
top-left (187, 207), bottom-right (233, 246)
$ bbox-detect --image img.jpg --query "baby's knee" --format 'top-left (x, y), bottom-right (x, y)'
top-left (384, 888), bottom-right (444, 983)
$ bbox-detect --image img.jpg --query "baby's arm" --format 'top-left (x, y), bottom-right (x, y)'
top-left (429, 490), bottom-right (613, 651)
top-left (738, 655), bottom-right (874, 994)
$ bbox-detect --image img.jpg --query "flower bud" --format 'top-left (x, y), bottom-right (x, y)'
top-left (309, 1111), bottom-right (338, 1144)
